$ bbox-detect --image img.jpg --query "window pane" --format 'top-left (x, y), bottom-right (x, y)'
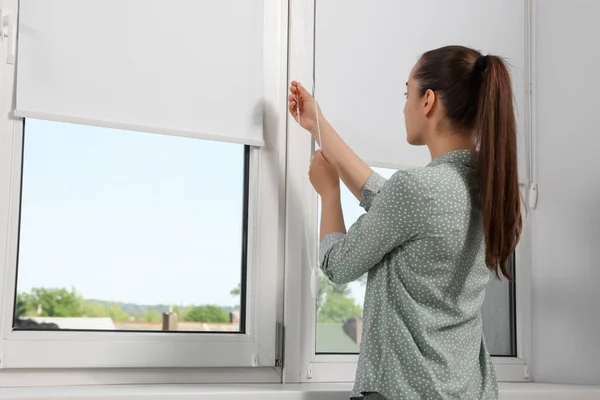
top-left (316, 167), bottom-right (516, 356)
top-left (316, 168), bottom-right (395, 354)
top-left (481, 256), bottom-right (516, 356)
top-left (14, 120), bottom-right (247, 333)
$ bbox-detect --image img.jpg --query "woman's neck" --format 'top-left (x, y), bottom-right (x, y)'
top-left (426, 131), bottom-right (473, 160)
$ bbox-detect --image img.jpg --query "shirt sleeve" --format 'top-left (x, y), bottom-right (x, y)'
top-left (319, 170), bottom-right (427, 284)
top-left (359, 171), bottom-right (388, 212)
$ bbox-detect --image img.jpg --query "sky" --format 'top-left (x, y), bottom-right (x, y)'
top-left (15, 119), bottom-right (396, 309)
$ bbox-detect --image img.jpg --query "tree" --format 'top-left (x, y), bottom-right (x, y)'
top-left (17, 288), bottom-right (84, 317)
top-left (317, 274), bottom-right (364, 323)
top-left (317, 275), bottom-right (352, 312)
top-left (184, 305), bottom-right (229, 323)
top-left (171, 305), bottom-right (188, 321)
top-left (317, 293), bottom-right (363, 323)
top-left (140, 310), bottom-right (161, 323)
top-left (15, 292), bottom-right (30, 318)
top-left (82, 301), bottom-right (109, 318)
top-left (107, 303), bottom-right (131, 322)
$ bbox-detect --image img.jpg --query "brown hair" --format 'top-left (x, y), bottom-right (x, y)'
top-left (414, 45), bottom-right (522, 280)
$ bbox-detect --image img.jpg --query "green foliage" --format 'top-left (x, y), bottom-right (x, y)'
top-left (317, 276), bottom-right (352, 311)
top-left (16, 288), bottom-right (234, 326)
top-left (317, 275), bottom-right (364, 323)
top-left (171, 305), bottom-right (188, 321)
top-left (82, 301), bottom-right (109, 318)
top-left (88, 300), bottom-right (169, 316)
top-left (17, 287), bottom-right (84, 317)
top-left (140, 310), bottom-right (162, 323)
top-left (107, 303), bottom-right (131, 322)
top-left (184, 305), bottom-right (229, 323)
top-left (16, 280), bottom-right (364, 328)
top-left (15, 292), bottom-right (29, 318)
top-left (87, 300), bottom-right (236, 318)
top-left (317, 293), bottom-right (362, 323)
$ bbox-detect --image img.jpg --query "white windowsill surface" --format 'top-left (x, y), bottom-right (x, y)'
top-left (0, 383), bottom-right (599, 400)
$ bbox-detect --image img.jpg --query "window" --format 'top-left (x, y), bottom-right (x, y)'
top-left (315, 168), bottom-right (517, 357)
top-left (14, 119), bottom-right (248, 334)
top-left (0, 116), bottom-right (283, 371)
top-left (284, 0), bottom-right (530, 382)
top-left (0, 0), bottom-right (531, 387)
top-left (0, 0), bottom-right (287, 373)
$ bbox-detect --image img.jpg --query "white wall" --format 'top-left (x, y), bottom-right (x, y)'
top-left (531, 0), bottom-right (600, 385)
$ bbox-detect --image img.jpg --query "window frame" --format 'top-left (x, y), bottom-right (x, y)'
top-left (0, 0), bottom-right (289, 373)
top-left (282, 0), bottom-right (532, 384)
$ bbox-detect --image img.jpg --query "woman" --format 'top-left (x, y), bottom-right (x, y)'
top-left (289, 45), bottom-right (522, 400)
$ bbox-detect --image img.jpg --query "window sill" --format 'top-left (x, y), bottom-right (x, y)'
top-left (0, 383), bottom-right (599, 400)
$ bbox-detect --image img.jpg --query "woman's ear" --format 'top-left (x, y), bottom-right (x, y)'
top-left (422, 88), bottom-right (436, 116)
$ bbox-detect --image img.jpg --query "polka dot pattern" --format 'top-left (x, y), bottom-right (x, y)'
top-left (319, 150), bottom-right (498, 400)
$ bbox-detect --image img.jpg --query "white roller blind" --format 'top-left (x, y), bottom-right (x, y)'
top-left (315, 1), bottom-right (527, 171)
top-left (16, 0), bottom-right (265, 146)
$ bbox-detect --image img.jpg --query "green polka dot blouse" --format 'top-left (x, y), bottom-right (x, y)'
top-left (320, 150), bottom-right (498, 400)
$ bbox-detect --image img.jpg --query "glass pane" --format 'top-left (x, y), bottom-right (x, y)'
top-left (481, 256), bottom-right (516, 356)
top-left (14, 119), bottom-right (247, 333)
top-left (316, 167), bottom-right (515, 356)
top-left (316, 167), bottom-right (395, 354)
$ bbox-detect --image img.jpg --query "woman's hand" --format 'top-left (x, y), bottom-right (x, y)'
top-left (309, 150), bottom-right (340, 198)
top-left (290, 83), bottom-right (374, 204)
top-left (289, 81), bottom-right (323, 134)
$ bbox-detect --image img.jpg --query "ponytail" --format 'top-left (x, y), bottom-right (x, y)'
top-left (474, 55), bottom-right (522, 279)
top-left (415, 46), bottom-right (522, 280)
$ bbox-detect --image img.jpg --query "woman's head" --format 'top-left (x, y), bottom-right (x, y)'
top-left (404, 46), bottom-right (483, 144)
top-left (406, 45), bottom-right (522, 280)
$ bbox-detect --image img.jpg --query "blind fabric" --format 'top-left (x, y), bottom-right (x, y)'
top-left (15, 0), bottom-right (265, 146)
top-left (315, 0), bottom-right (527, 172)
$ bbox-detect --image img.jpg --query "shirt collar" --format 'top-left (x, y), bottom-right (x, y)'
top-left (427, 149), bottom-right (474, 168)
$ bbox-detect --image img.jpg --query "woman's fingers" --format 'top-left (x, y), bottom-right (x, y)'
top-left (290, 81), bottom-right (310, 122)
top-left (289, 96), bottom-right (302, 114)
top-left (290, 81), bottom-right (307, 98)
top-left (297, 83), bottom-right (310, 98)
top-left (319, 150), bottom-right (330, 163)
top-left (314, 150), bottom-right (327, 165)
top-left (289, 86), bottom-right (301, 100)
top-left (289, 94), bottom-right (299, 106)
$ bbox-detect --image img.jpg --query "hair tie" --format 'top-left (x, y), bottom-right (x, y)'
top-left (475, 55), bottom-right (489, 72)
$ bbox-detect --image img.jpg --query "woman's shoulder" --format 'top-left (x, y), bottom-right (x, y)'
top-left (380, 168), bottom-right (429, 200)
top-left (386, 166), bottom-right (438, 191)
top-left (397, 164), bottom-right (473, 191)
